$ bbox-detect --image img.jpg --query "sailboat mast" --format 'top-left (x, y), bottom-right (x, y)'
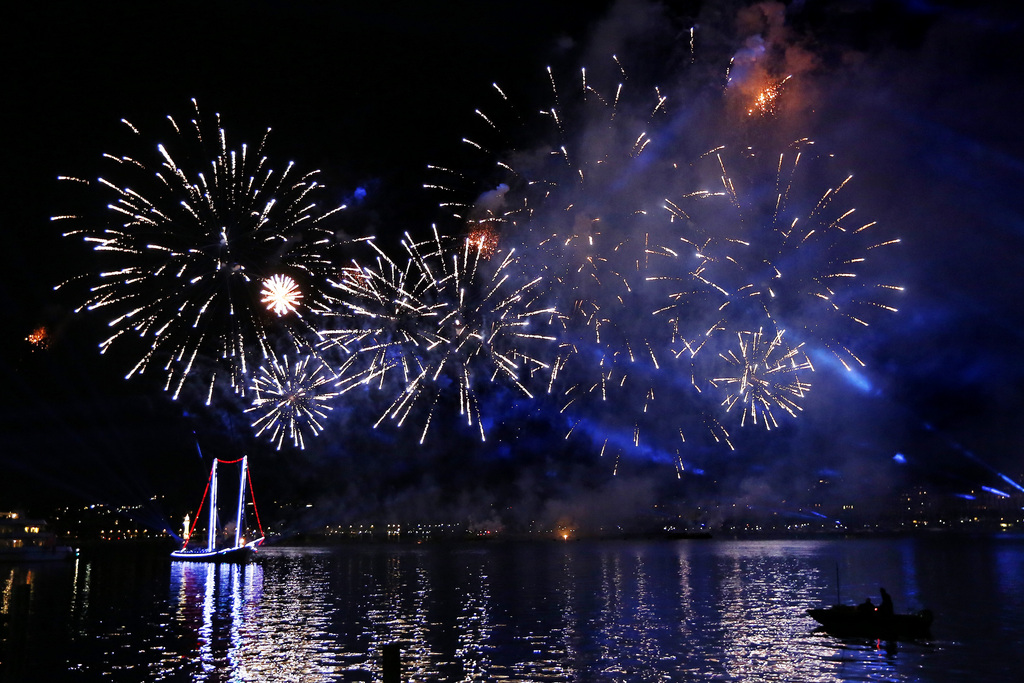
top-left (234, 456), bottom-right (248, 547)
top-left (207, 459), bottom-right (218, 552)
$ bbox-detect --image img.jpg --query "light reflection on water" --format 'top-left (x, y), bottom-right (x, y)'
top-left (2, 537), bottom-right (1023, 681)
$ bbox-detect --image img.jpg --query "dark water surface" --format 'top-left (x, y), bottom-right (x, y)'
top-left (2, 536), bottom-right (1022, 681)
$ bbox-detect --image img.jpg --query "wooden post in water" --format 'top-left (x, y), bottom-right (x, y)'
top-left (382, 643), bottom-right (401, 683)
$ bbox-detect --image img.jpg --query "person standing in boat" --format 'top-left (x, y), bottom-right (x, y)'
top-left (879, 587), bottom-right (894, 616)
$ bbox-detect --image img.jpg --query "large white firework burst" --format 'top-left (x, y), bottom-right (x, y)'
top-left (54, 99), bottom-right (345, 399)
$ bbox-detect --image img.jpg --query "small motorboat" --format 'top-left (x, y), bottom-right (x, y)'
top-left (807, 603), bottom-right (933, 640)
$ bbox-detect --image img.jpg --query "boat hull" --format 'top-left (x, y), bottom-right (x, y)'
top-left (807, 605), bottom-right (933, 640)
top-left (170, 538), bottom-right (263, 564)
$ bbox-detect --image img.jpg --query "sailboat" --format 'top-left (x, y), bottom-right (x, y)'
top-left (171, 456), bottom-right (265, 563)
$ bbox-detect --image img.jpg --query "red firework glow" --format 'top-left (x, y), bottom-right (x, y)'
top-left (467, 223), bottom-right (499, 258)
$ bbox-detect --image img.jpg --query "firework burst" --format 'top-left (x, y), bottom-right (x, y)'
top-left (319, 236), bottom-right (441, 394)
top-left (261, 274), bottom-right (303, 316)
top-left (663, 141), bottom-right (903, 377)
top-left (466, 222), bottom-right (500, 259)
top-left (25, 326), bottom-right (51, 351)
top-left (709, 327), bottom-right (813, 429)
top-left (247, 353), bottom-right (339, 450)
top-left (54, 99), bottom-right (345, 399)
top-left (747, 75), bottom-right (792, 117)
top-left (324, 227), bottom-right (556, 443)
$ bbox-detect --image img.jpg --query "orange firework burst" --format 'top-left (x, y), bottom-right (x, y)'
top-left (747, 75), bottom-right (791, 117)
top-left (25, 326), bottom-right (51, 350)
top-left (467, 223), bottom-right (499, 259)
top-left (260, 274), bottom-right (302, 316)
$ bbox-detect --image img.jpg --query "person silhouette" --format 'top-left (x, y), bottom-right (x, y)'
top-left (879, 587), bottom-right (894, 616)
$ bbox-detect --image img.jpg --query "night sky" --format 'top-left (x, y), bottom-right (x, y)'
top-left (3, 1), bottom-right (1022, 531)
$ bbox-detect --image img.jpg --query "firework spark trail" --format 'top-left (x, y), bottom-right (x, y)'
top-left (54, 99), bottom-right (346, 399)
top-left (246, 353), bottom-right (339, 450)
top-left (710, 327), bottom-right (813, 429)
top-left (323, 227), bottom-right (556, 443)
